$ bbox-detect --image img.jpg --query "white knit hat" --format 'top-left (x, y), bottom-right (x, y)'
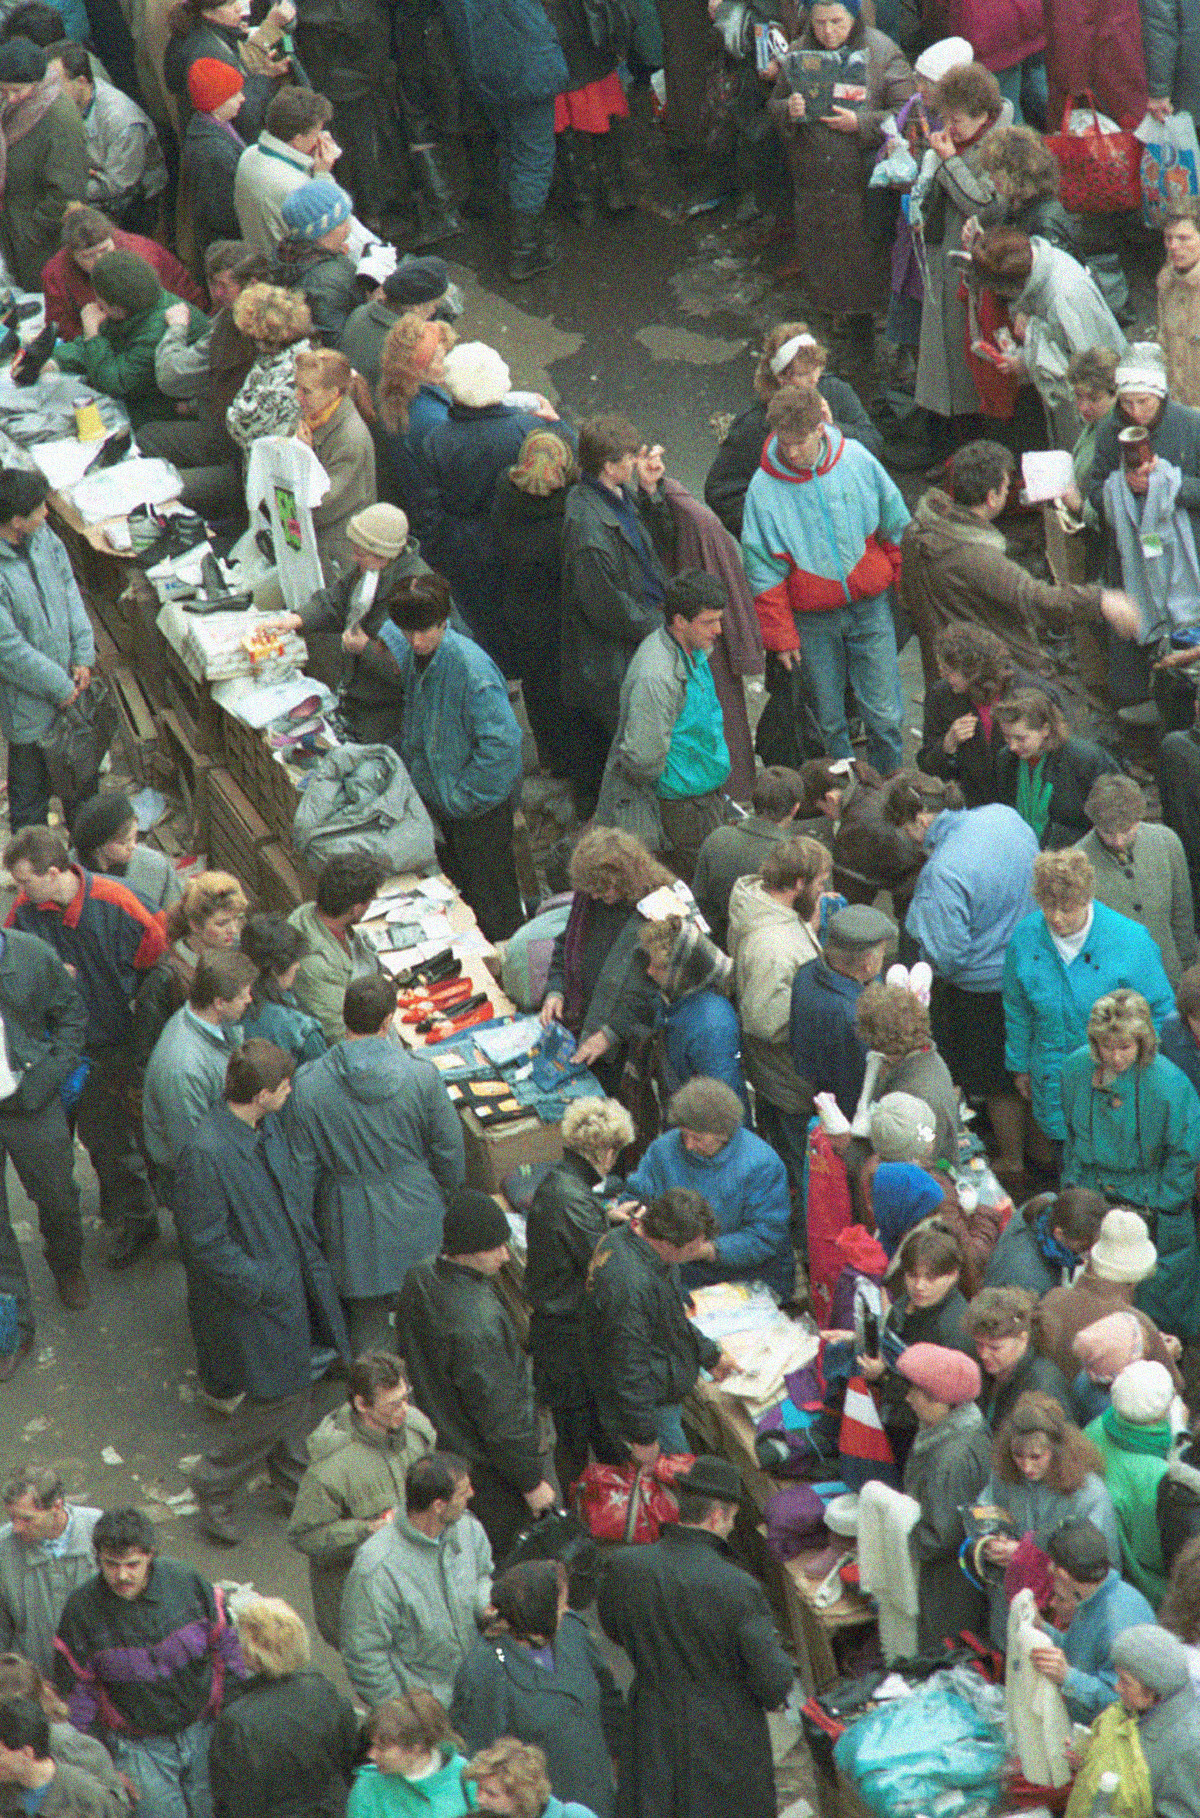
top-left (443, 342), bottom-right (511, 410)
top-left (1110, 1359), bottom-right (1174, 1424)
top-left (868, 1093), bottom-right (937, 1163)
top-left (1089, 1208), bottom-right (1157, 1283)
top-left (914, 35), bottom-right (973, 81)
top-left (1114, 341), bottom-right (1169, 398)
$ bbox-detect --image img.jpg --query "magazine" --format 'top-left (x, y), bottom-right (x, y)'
top-left (781, 45), bottom-right (867, 117)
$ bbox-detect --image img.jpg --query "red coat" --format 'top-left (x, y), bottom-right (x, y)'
top-left (42, 230), bottom-right (208, 340)
top-left (1042, 0), bottom-right (1147, 129)
top-left (925, 0), bottom-right (1045, 70)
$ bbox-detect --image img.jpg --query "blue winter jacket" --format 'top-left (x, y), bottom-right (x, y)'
top-left (905, 806), bottom-right (1038, 992)
top-left (1042, 1568), bottom-right (1156, 1722)
top-left (381, 382), bottom-right (450, 517)
top-left (789, 957), bottom-right (867, 1117)
top-left (1059, 1046), bottom-right (1200, 1212)
top-left (660, 991), bottom-right (749, 1112)
top-left (377, 624), bottom-right (523, 822)
top-left (0, 523), bottom-right (95, 743)
top-left (1003, 902), bottom-right (1175, 1140)
top-left (628, 1125), bottom-right (793, 1300)
top-left (437, 0), bottom-right (567, 107)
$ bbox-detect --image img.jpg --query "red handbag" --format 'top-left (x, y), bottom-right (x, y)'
top-left (1045, 91), bottom-right (1142, 214)
top-left (575, 1454), bottom-right (695, 1543)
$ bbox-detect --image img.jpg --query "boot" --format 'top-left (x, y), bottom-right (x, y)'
top-left (508, 208), bottom-right (559, 280)
top-left (556, 127), bottom-right (596, 225)
top-left (407, 141), bottom-right (465, 246)
top-left (593, 128), bottom-right (635, 213)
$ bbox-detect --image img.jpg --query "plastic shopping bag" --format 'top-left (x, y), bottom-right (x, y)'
top-left (1138, 109), bottom-right (1200, 228)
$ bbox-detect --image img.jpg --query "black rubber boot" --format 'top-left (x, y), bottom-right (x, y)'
top-left (556, 127), bottom-right (597, 224)
top-left (407, 142), bottom-right (465, 245)
top-left (508, 208), bottom-right (559, 280)
top-left (594, 128), bottom-right (635, 213)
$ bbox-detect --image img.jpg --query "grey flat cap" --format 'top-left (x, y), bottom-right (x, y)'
top-left (827, 905), bottom-right (897, 949)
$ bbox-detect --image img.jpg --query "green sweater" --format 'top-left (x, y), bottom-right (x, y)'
top-left (347, 1754), bottom-right (474, 1818)
top-left (56, 293), bottom-right (209, 427)
top-left (1085, 1405), bottom-right (1173, 1605)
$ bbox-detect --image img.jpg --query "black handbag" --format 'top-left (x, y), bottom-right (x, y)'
top-left (498, 1507), bottom-right (601, 1605)
top-left (43, 676), bottom-right (120, 807)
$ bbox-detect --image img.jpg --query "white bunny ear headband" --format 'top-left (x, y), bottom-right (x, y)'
top-left (886, 961), bottom-right (932, 1006)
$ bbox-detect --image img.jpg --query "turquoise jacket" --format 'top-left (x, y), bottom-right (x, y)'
top-left (377, 623), bottom-right (523, 822)
top-left (347, 1753), bottom-right (473, 1818)
top-left (1042, 1568), bottom-right (1155, 1722)
top-left (0, 523), bottom-right (94, 744)
top-left (1059, 1046), bottom-right (1200, 1212)
top-left (1003, 902), bottom-right (1175, 1139)
top-left (241, 991), bottom-right (327, 1064)
top-left (628, 1124), bottom-right (793, 1301)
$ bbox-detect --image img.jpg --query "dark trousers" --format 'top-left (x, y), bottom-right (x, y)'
top-left (72, 1047), bottom-right (155, 1232)
top-left (468, 1460), bottom-right (541, 1561)
top-left (657, 790), bottom-right (725, 885)
top-left (0, 1099), bottom-right (82, 1340)
top-left (655, 0), bottom-right (710, 152)
top-left (480, 96), bottom-right (556, 212)
top-left (551, 1399), bottom-right (625, 1494)
top-left (569, 711), bottom-right (614, 816)
top-left (136, 418), bottom-right (244, 522)
top-left (438, 798), bottom-right (524, 942)
top-left (158, 1164), bottom-right (247, 1401)
top-left (192, 1386), bottom-right (311, 1514)
top-left (7, 742), bottom-right (96, 834)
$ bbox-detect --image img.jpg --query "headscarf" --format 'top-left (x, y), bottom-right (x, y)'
top-left (509, 429), bottom-right (576, 497)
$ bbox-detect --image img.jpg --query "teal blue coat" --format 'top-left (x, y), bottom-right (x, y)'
top-left (1002, 902), bottom-right (1175, 1139)
top-left (377, 623), bottom-right (523, 822)
top-left (1060, 1046), bottom-right (1200, 1211)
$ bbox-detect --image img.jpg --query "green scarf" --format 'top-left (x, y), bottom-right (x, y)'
top-left (1100, 1404), bottom-right (1173, 1458)
top-left (1015, 756), bottom-right (1053, 840)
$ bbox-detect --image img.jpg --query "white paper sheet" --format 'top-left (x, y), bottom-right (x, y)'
top-left (1021, 449), bottom-right (1076, 504)
top-left (71, 456), bottom-right (182, 524)
top-left (29, 437), bottom-right (99, 491)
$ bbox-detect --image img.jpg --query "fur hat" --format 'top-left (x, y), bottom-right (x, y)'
top-left (186, 56), bottom-right (243, 113)
top-left (914, 35), bottom-right (973, 80)
top-left (896, 1342), bottom-right (981, 1407)
top-left (1111, 1624), bottom-right (1191, 1697)
top-left (279, 178), bottom-right (353, 243)
top-left (1072, 1311), bottom-right (1145, 1384)
top-left (869, 1092), bottom-right (937, 1163)
top-left (441, 1189), bottom-right (511, 1257)
top-left (443, 342), bottom-right (510, 409)
top-left (1110, 1359), bottom-right (1174, 1424)
top-left (347, 503), bottom-right (408, 560)
top-left (90, 250), bottom-right (162, 317)
top-left (72, 792), bottom-right (135, 866)
top-left (1089, 1208), bottom-right (1156, 1283)
top-left (0, 37), bottom-right (47, 82)
top-left (1115, 341), bottom-right (1169, 398)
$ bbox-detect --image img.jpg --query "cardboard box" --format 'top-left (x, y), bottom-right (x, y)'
top-left (458, 1103), bottom-right (562, 1193)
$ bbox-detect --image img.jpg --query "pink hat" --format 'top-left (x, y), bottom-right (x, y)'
top-left (1072, 1311), bottom-right (1145, 1384)
top-left (896, 1342), bottom-right (981, 1407)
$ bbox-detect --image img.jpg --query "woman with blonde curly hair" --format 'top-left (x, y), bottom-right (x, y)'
top-left (978, 1390), bottom-right (1120, 1646)
top-left (702, 320), bottom-right (880, 536)
top-left (977, 124), bottom-right (1078, 248)
top-left (226, 283), bottom-right (313, 449)
top-left (208, 1598), bottom-right (360, 1818)
top-left (993, 686), bottom-right (1119, 849)
top-left (854, 979), bottom-right (961, 1169)
top-left (1003, 848), bottom-right (1174, 1168)
top-left (540, 829), bottom-right (673, 1088)
top-left (377, 314), bottom-right (456, 511)
top-left (1060, 989), bottom-right (1200, 1336)
top-left (293, 346), bottom-right (376, 583)
top-left (491, 428), bottom-right (578, 779)
top-left (526, 1094), bottom-right (634, 1486)
top-left (461, 1739), bottom-right (585, 1818)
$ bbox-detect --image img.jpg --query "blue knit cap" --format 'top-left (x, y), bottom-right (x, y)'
top-left (280, 179), bottom-right (353, 243)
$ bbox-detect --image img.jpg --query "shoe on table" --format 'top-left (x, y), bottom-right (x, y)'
top-left (199, 1504), bottom-right (244, 1546)
top-left (104, 1218), bottom-right (159, 1270)
top-left (0, 1335), bottom-right (34, 1382)
top-left (54, 1270), bottom-right (90, 1310)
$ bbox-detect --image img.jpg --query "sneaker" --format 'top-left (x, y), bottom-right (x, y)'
top-left (198, 1388), bottom-right (246, 1416)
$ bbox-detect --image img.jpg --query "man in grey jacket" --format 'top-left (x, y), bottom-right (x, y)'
top-left (0, 929), bottom-right (89, 1370)
top-left (0, 1697), bottom-right (123, 1818)
top-left (1109, 1625), bottom-right (1200, 1818)
top-left (141, 952), bottom-right (257, 1197)
top-left (0, 1469), bottom-right (100, 1677)
top-left (339, 1452), bottom-right (492, 1706)
top-left (286, 973), bottom-right (464, 1355)
top-left (0, 469), bottom-right (95, 831)
top-left (594, 571), bottom-right (731, 882)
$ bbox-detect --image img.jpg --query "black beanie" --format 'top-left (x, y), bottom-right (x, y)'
top-left (442, 1189), bottom-right (511, 1256)
top-left (73, 791), bottom-right (135, 866)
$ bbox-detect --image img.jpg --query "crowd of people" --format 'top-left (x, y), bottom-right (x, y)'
top-left (6, 0), bottom-right (1200, 1814)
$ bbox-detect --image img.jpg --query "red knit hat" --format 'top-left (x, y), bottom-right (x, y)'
top-left (896, 1342), bottom-right (981, 1407)
top-left (187, 57), bottom-right (244, 113)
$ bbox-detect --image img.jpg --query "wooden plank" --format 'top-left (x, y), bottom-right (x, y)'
top-left (109, 665), bottom-right (159, 786)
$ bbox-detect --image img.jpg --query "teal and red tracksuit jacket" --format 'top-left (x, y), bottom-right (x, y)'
top-left (740, 425), bottom-right (911, 652)
top-left (54, 1557), bottom-right (247, 1740)
top-left (7, 863), bottom-right (167, 1050)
